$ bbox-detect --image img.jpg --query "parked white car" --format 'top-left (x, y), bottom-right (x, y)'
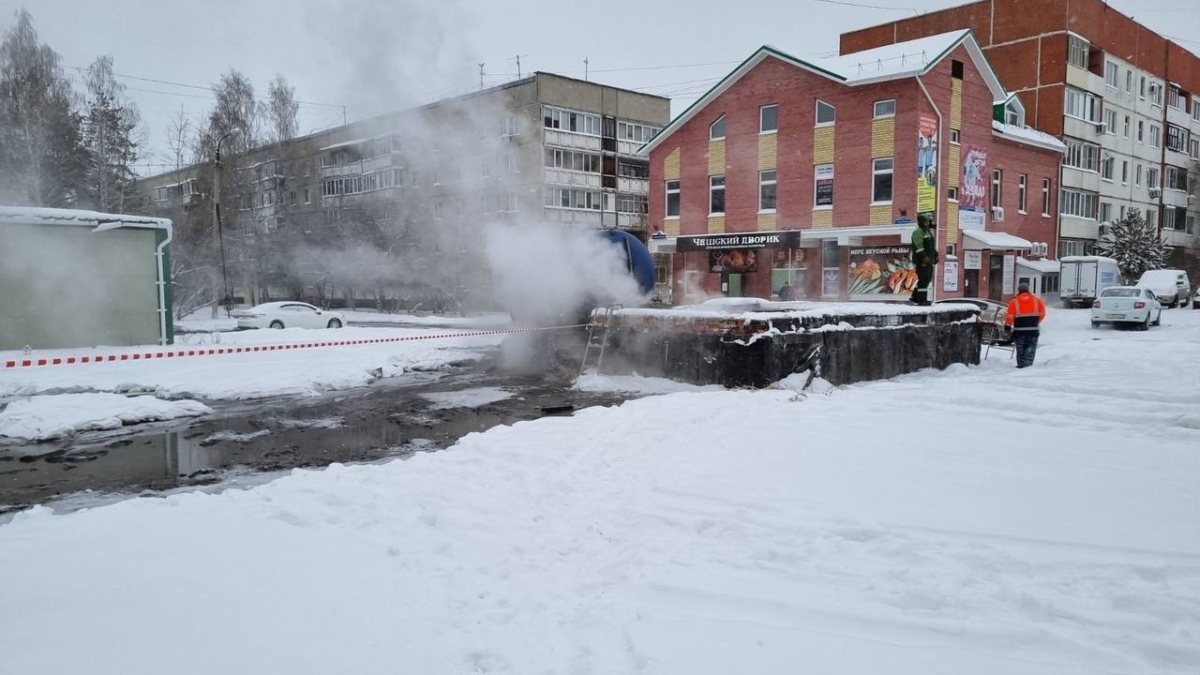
top-left (1091, 287), bottom-right (1162, 330)
top-left (1193, 287), bottom-right (1200, 310)
top-left (231, 302), bottom-right (346, 330)
top-left (1136, 269), bottom-right (1191, 308)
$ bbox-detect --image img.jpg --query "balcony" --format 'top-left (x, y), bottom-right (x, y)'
top-left (543, 129), bottom-right (602, 152)
top-left (321, 162), bottom-right (363, 178)
top-left (1167, 104), bottom-right (1191, 128)
top-left (1066, 65), bottom-right (1106, 96)
top-left (616, 139), bottom-right (643, 156)
top-left (618, 177), bottom-right (649, 195)
top-left (543, 169), bottom-right (601, 188)
top-left (362, 154), bottom-right (395, 174)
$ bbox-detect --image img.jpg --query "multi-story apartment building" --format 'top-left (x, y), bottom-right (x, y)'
top-left (644, 30), bottom-right (1064, 304)
top-left (140, 73), bottom-right (668, 307)
top-left (841, 0), bottom-right (1200, 257)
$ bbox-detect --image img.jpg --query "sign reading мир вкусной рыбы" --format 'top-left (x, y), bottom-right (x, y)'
top-left (676, 231), bottom-right (802, 252)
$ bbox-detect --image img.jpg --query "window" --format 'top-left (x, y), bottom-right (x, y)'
top-left (665, 180), bottom-right (680, 217)
top-left (821, 240), bottom-right (840, 297)
top-left (1167, 166), bottom-right (1188, 191)
top-left (617, 121), bottom-right (660, 143)
top-left (814, 163), bottom-right (834, 206)
top-left (992, 169), bottom-right (1003, 208)
top-left (1064, 87), bottom-right (1100, 122)
top-left (1100, 201), bottom-right (1113, 223)
top-left (1194, 104), bottom-right (1200, 122)
top-left (1018, 174), bottom-right (1028, 213)
top-left (1167, 124), bottom-right (1189, 153)
top-left (545, 187), bottom-right (603, 210)
top-left (506, 153), bottom-right (522, 174)
top-left (1101, 156), bottom-right (1115, 180)
top-left (1068, 36), bottom-right (1089, 69)
top-left (1169, 87), bottom-right (1185, 110)
top-left (709, 175), bottom-right (725, 213)
top-left (434, 201), bottom-right (443, 220)
top-left (873, 99), bottom-right (896, 119)
top-left (950, 128), bottom-right (960, 144)
top-left (1189, 215), bottom-right (1197, 235)
top-left (544, 148), bottom-right (600, 172)
top-left (872, 158), bottom-right (893, 203)
top-left (1146, 208), bottom-right (1156, 226)
top-left (1125, 70), bottom-right (1133, 93)
top-left (951, 59), bottom-right (964, 79)
top-left (1042, 178), bottom-right (1051, 216)
top-left (616, 161), bottom-right (649, 179)
top-left (759, 170), bottom-right (777, 211)
top-left (1059, 188), bottom-right (1099, 219)
top-left (1105, 61), bottom-right (1119, 88)
top-left (1150, 83), bottom-right (1163, 107)
top-left (1191, 138), bottom-right (1200, 160)
top-left (543, 106), bottom-right (600, 135)
top-left (1122, 160), bottom-right (1129, 184)
top-left (709, 115), bottom-right (726, 140)
top-left (1104, 109), bottom-right (1117, 134)
top-left (1064, 138), bottom-right (1100, 172)
top-left (1148, 167), bottom-right (1160, 189)
top-left (1138, 120), bottom-right (1145, 142)
top-left (1140, 76), bottom-right (1147, 100)
top-left (1150, 125), bottom-right (1161, 149)
top-left (760, 105), bottom-right (778, 133)
top-left (1123, 115), bottom-right (1130, 138)
top-left (1136, 164), bottom-right (1143, 187)
top-left (948, 186), bottom-right (958, 201)
top-left (1166, 206), bottom-right (1188, 231)
top-left (504, 193), bottom-right (520, 213)
top-left (816, 100), bottom-right (836, 126)
top-left (303, 189), bottom-right (310, 204)
top-left (502, 115), bottom-right (520, 136)
top-left (616, 194), bottom-right (648, 214)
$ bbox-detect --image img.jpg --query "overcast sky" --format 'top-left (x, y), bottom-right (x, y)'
top-left (4, 0), bottom-right (1197, 174)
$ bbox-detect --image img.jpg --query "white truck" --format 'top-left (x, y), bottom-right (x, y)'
top-left (1060, 256), bottom-right (1122, 308)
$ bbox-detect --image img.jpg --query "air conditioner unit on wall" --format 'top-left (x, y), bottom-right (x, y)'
top-left (1098, 222), bottom-right (1111, 236)
top-left (991, 206), bottom-right (1005, 222)
top-left (1149, 187), bottom-right (1162, 198)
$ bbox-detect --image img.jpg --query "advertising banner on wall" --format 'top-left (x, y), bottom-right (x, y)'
top-left (943, 260), bottom-right (960, 292)
top-left (1002, 254), bottom-right (1016, 295)
top-left (917, 114), bottom-right (939, 215)
top-left (815, 164), bottom-right (834, 207)
top-left (959, 144), bottom-right (988, 231)
top-left (847, 245), bottom-right (919, 300)
top-left (964, 250), bottom-right (982, 270)
top-left (710, 249), bottom-right (759, 273)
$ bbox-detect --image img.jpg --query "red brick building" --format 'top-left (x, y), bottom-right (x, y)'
top-left (644, 30), bottom-right (1064, 304)
top-left (841, 0), bottom-right (1200, 259)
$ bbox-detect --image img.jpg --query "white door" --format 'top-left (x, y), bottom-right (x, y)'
top-left (1078, 261), bottom-right (1098, 298)
top-left (298, 304), bottom-right (324, 328)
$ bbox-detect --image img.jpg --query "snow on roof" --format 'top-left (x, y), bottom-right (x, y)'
top-left (992, 120), bottom-right (1067, 152)
top-left (1017, 257), bottom-right (1061, 274)
top-left (812, 30), bottom-right (970, 84)
top-left (0, 206), bottom-right (171, 230)
top-left (963, 230), bottom-right (1033, 250)
top-left (319, 137), bottom-right (371, 152)
top-left (1060, 256), bottom-right (1118, 263)
top-left (642, 30), bottom-right (1005, 155)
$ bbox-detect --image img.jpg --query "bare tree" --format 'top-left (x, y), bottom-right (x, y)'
top-left (164, 105), bottom-right (191, 171)
top-left (265, 74), bottom-right (299, 144)
top-left (82, 54), bottom-right (142, 213)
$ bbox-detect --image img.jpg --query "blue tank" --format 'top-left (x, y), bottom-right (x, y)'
top-left (599, 229), bottom-right (656, 295)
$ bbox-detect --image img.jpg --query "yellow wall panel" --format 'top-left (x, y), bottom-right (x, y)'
top-left (950, 79), bottom-right (963, 130)
top-left (757, 212), bottom-right (776, 231)
top-left (871, 118), bottom-right (894, 158)
top-left (663, 147), bottom-right (680, 181)
top-left (663, 219), bottom-right (680, 237)
top-left (707, 215), bottom-right (725, 234)
top-left (758, 134), bottom-right (777, 170)
top-left (812, 209), bottom-right (833, 229)
top-left (870, 205), bottom-right (891, 225)
top-left (708, 140), bottom-right (726, 175)
top-left (948, 145), bottom-right (960, 187)
top-left (945, 202), bottom-right (959, 243)
top-left (813, 126), bottom-right (835, 165)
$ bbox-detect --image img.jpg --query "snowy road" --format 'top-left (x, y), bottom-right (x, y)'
top-left (1, 308), bottom-right (1198, 674)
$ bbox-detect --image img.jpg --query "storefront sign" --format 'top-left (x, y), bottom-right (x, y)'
top-left (847, 245), bottom-right (918, 300)
top-left (964, 250), bottom-right (982, 270)
top-left (917, 114), bottom-right (939, 215)
top-left (771, 249), bottom-right (807, 269)
top-left (815, 164), bottom-right (834, 207)
top-left (710, 248), bottom-right (759, 273)
top-left (1002, 254), bottom-right (1016, 295)
top-left (677, 230), bottom-right (802, 252)
top-left (943, 260), bottom-right (959, 292)
top-left (959, 144), bottom-right (988, 231)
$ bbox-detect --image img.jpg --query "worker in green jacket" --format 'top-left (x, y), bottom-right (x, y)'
top-left (910, 215), bottom-right (938, 305)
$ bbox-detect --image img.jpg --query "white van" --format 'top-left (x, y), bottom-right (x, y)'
top-left (1060, 256), bottom-right (1122, 308)
top-left (1136, 269), bottom-right (1192, 308)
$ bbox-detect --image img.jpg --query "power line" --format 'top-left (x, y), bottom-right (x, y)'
top-left (64, 65), bottom-right (345, 109)
top-left (809, 0), bottom-right (920, 13)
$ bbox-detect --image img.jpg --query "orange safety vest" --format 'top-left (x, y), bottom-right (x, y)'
top-left (1005, 292), bottom-right (1047, 331)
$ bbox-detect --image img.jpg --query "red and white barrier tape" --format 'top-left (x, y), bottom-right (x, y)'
top-left (2, 324), bottom-right (586, 370)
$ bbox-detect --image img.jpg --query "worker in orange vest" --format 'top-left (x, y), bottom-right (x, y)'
top-left (1005, 282), bottom-right (1047, 368)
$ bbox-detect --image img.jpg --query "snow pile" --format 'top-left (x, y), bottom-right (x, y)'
top-left (618, 299), bottom-right (976, 323)
top-left (1, 309), bottom-right (1198, 674)
top-left (574, 373), bottom-right (725, 395)
top-left (278, 417), bottom-right (344, 430)
top-left (201, 429), bottom-right (271, 445)
top-left (421, 387), bottom-right (514, 409)
top-left (0, 393), bottom-right (211, 441)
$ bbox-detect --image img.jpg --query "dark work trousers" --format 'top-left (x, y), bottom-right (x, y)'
top-left (1013, 331), bottom-right (1039, 368)
top-left (911, 263), bottom-right (934, 304)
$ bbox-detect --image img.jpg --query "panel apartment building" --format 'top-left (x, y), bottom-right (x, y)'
top-left (841, 0), bottom-right (1200, 258)
top-left (141, 73), bottom-right (669, 307)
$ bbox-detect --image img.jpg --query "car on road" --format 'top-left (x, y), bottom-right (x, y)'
top-left (231, 302), bottom-right (346, 330)
top-left (1193, 287), bottom-right (1200, 310)
top-left (1135, 269), bottom-right (1191, 308)
top-left (1091, 287), bottom-right (1162, 330)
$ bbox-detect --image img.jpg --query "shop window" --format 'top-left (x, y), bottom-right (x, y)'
top-left (821, 240), bottom-right (840, 297)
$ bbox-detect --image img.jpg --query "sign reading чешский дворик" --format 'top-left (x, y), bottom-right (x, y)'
top-left (676, 230), bottom-right (802, 252)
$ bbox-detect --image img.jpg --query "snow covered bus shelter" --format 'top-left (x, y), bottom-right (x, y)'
top-left (0, 207), bottom-right (173, 351)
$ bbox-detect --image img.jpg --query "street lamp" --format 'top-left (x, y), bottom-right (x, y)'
top-left (213, 130), bottom-right (241, 316)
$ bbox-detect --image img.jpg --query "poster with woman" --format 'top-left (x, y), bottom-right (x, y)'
top-left (917, 115), bottom-right (939, 214)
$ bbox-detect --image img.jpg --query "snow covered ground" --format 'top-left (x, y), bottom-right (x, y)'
top-left (1, 308), bottom-right (1198, 674)
top-left (174, 308), bottom-right (510, 333)
top-left (0, 326), bottom-right (504, 401)
top-left (0, 393), bottom-right (211, 441)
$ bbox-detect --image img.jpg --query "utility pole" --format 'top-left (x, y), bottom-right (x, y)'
top-left (510, 54), bottom-right (528, 78)
top-left (479, 62), bottom-right (485, 90)
top-left (584, 57), bottom-right (589, 81)
top-left (342, 106), bottom-right (348, 126)
top-left (211, 131), bottom-right (237, 318)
